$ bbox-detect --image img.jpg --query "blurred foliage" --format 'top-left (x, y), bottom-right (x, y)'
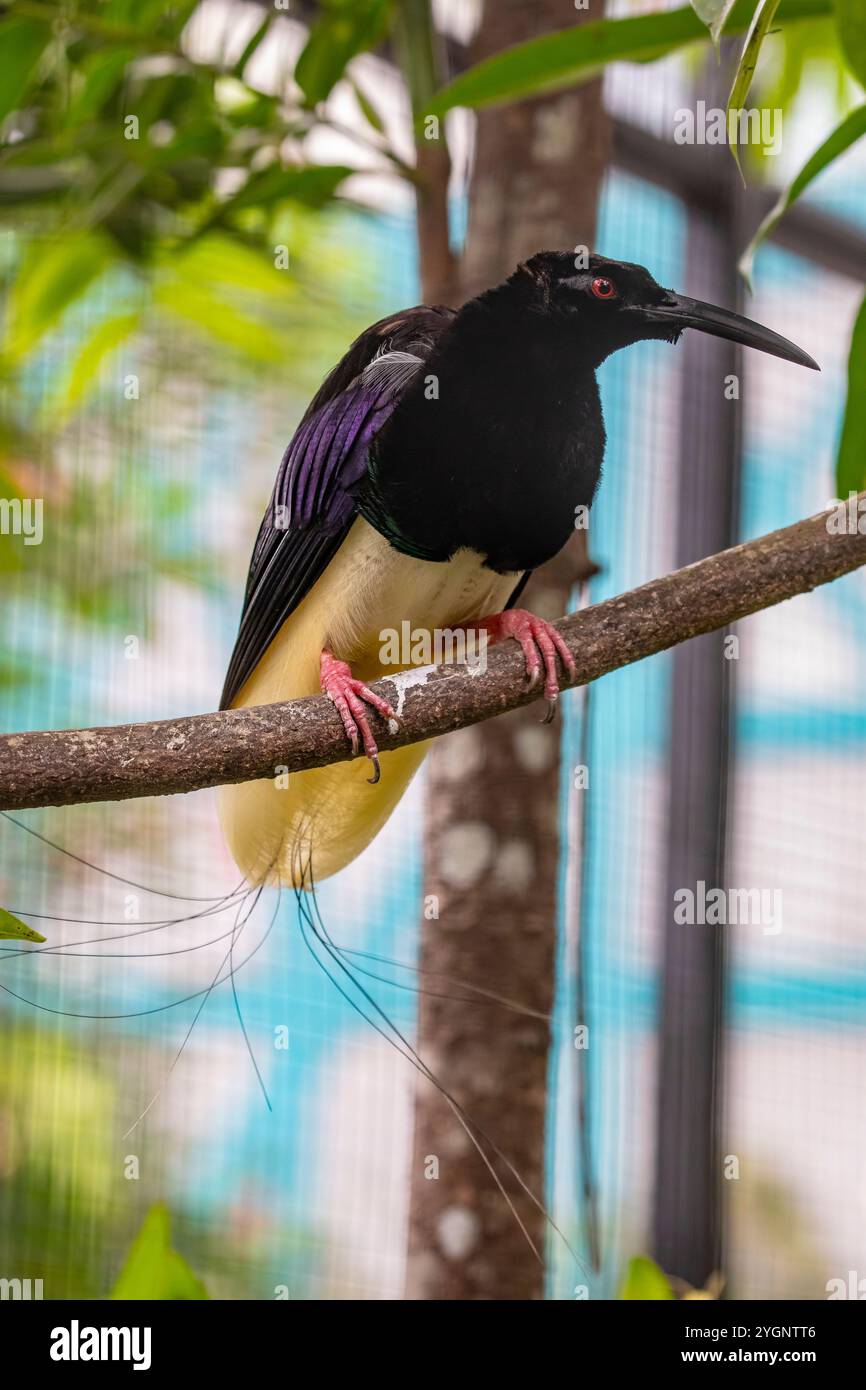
top-left (0, 7), bottom-right (398, 1292)
top-left (740, 103), bottom-right (866, 280)
top-left (620, 1254), bottom-right (676, 1299)
top-left (0, 0), bottom-right (399, 383)
top-left (112, 1202), bottom-right (208, 1299)
top-left (759, 15), bottom-right (854, 116)
top-left (835, 0), bottom-right (866, 88)
top-left (0, 1022), bottom-right (317, 1297)
top-left (0, 1024), bottom-right (120, 1295)
top-left (0, 0), bottom-right (394, 684)
top-left (619, 1254), bottom-right (724, 1299)
top-left (0, 1), bottom-right (357, 262)
top-left (0, 0), bottom-right (406, 297)
top-left (428, 1), bottom-right (834, 116)
top-left (296, 0), bottom-right (392, 107)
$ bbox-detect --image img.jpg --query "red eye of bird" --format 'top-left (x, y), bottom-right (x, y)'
top-left (591, 276), bottom-right (617, 301)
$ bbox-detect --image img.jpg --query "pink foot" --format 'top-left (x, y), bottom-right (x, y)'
top-left (320, 650), bottom-right (399, 784)
top-left (479, 608), bottom-right (576, 720)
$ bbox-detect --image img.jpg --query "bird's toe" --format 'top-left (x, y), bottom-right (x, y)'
top-left (320, 649), bottom-right (394, 781)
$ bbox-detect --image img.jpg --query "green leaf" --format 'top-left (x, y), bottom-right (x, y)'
top-left (218, 163), bottom-right (352, 218)
top-left (0, 16), bottom-right (51, 124)
top-left (836, 290), bottom-right (866, 495)
top-left (68, 47), bottom-right (135, 123)
top-left (159, 0), bottom-right (202, 40)
top-left (427, 0), bottom-right (830, 115)
top-left (4, 232), bottom-right (115, 362)
top-left (759, 16), bottom-right (827, 114)
top-left (620, 1255), bottom-right (676, 1300)
top-left (727, 0), bottom-right (782, 182)
top-left (0, 907), bottom-right (46, 944)
top-left (739, 104), bottom-right (866, 281)
top-left (112, 1203), bottom-right (208, 1300)
top-left (691, 0), bottom-right (741, 45)
top-left (170, 233), bottom-right (290, 298)
top-left (50, 311), bottom-right (142, 421)
top-left (295, 0), bottom-right (392, 107)
top-left (835, 0), bottom-right (866, 87)
top-left (153, 280), bottom-right (286, 363)
top-left (351, 79), bottom-right (386, 134)
top-left (232, 14), bottom-right (273, 78)
top-left (100, 0), bottom-right (197, 35)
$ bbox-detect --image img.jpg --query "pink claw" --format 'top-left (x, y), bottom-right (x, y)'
top-left (320, 650), bottom-right (399, 783)
top-left (480, 608), bottom-right (576, 714)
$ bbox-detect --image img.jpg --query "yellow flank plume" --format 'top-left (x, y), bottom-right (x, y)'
top-left (219, 518), bottom-right (518, 887)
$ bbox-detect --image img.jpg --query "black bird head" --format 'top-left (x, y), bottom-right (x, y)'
top-left (514, 250), bottom-right (819, 371)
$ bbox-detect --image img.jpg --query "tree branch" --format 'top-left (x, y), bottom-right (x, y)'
top-left (0, 498), bottom-right (862, 812)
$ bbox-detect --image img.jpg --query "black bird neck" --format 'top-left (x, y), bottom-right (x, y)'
top-left (361, 283), bottom-right (607, 574)
top-left (461, 265), bottom-right (627, 370)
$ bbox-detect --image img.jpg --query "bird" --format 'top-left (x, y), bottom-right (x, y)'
top-left (218, 251), bottom-right (817, 888)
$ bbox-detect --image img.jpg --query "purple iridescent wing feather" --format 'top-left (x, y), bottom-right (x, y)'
top-left (220, 307), bottom-right (455, 710)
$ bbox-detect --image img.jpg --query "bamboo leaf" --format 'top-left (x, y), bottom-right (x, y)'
top-left (68, 47), bottom-right (135, 123)
top-left (351, 79), bottom-right (386, 134)
top-left (295, 0), bottom-right (392, 107)
top-left (834, 0), bottom-right (866, 87)
top-left (170, 234), bottom-right (290, 297)
top-left (620, 1255), bottom-right (676, 1300)
top-left (836, 290), bottom-right (866, 496)
top-left (739, 104), bottom-right (866, 281)
top-left (0, 16), bottom-right (51, 124)
top-left (427, 0), bottom-right (830, 115)
top-left (153, 280), bottom-right (286, 363)
top-left (112, 1203), bottom-right (208, 1300)
top-left (50, 311), bottom-right (142, 421)
top-left (691, 0), bottom-right (741, 45)
top-left (232, 13), bottom-right (273, 78)
top-left (0, 907), bottom-right (46, 943)
top-left (4, 232), bottom-right (115, 362)
top-left (727, 0), bottom-right (782, 182)
top-left (216, 163), bottom-right (352, 220)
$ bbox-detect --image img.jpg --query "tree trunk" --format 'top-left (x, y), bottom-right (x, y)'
top-left (405, 0), bottom-right (609, 1301)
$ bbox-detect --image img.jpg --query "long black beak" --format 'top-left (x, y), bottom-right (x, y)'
top-left (645, 293), bottom-right (820, 370)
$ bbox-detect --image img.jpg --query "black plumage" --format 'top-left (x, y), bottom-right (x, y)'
top-left (222, 250), bottom-right (817, 712)
top-left (220, 306), bottom-right (454, 708)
